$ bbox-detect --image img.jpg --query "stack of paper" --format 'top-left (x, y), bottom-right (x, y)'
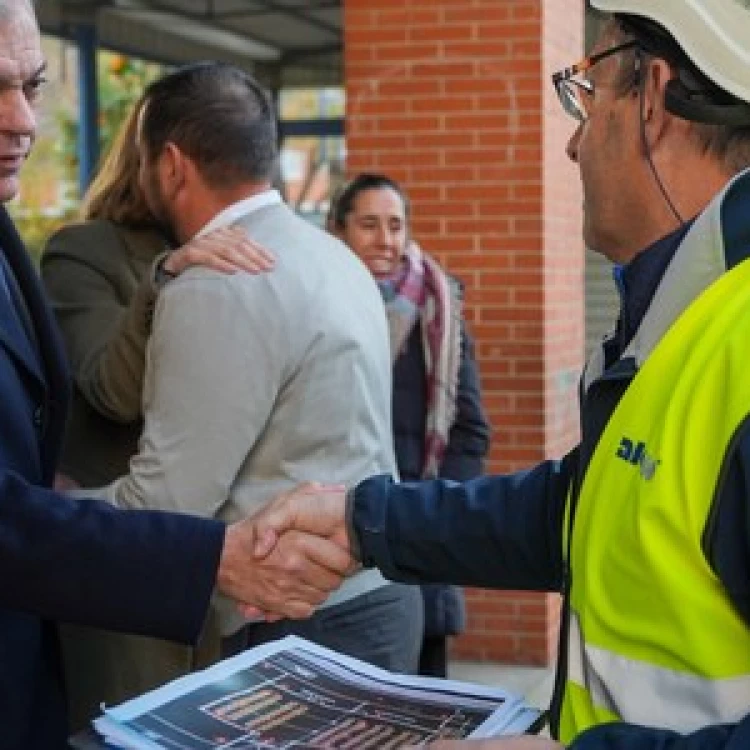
top-left (89, 635), bottom-right (542, 749)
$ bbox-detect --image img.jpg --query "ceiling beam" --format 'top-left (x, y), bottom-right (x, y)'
top-left (253, 0), bottom-right (339, 36)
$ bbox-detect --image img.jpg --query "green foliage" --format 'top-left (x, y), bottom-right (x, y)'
top-left (10, 208), bottom-right (77, 263)
top-left (57, 52), bottom-right (164, 193)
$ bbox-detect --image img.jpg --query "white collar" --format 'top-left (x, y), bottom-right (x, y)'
top-left (195, 189), bottom-right (282, 238)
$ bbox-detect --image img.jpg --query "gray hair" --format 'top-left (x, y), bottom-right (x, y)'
top-left (609, 16), bottom-right (750, 174)
top-left (0, 0), bottom-right (34, 19)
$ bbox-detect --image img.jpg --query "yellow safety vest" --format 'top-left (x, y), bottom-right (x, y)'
top-left (560, 256), bottom-right (750, 741)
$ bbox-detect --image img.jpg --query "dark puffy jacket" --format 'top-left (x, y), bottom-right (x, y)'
top-left (392, 321), bottom-right (490, 634)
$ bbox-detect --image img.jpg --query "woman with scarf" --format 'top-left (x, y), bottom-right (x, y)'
top-left (329, 173), bottom-right (491, 677)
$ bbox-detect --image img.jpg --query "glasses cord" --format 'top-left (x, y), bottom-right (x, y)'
top-left (636, 52), bottom-right (685, 227)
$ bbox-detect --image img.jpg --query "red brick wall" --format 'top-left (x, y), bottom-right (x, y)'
top-left (343, 0), bottom-right (584, 665)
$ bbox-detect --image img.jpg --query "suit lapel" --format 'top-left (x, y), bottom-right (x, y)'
top-left (0, 250), bottom-right (43, 381)
top-left (0, 208), bottom-right (71, 476)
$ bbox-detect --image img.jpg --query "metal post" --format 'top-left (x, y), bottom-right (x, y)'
top-left (74, 24), bottom-right (99, 195)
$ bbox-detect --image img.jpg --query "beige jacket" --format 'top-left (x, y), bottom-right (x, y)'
top-left (100, 199), bottom-right (397, 635)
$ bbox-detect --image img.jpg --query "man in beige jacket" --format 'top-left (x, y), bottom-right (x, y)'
top-left (94, 62), bottom-right (423, 671)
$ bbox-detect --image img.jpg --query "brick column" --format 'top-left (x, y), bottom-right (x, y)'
top-left (343, 0), bottom-right (584, 665)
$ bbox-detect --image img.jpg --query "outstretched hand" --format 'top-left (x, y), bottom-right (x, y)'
top-left (164, 226), bottom-right (275, 276)
top-left (238, 482), bottom-right (355, 621)
top-left (252, 482), bottom-right (352, 557)
top-left (216, 509), bottom-right (352, 622)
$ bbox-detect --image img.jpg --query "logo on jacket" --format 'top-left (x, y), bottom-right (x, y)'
top-left (616, 437), bottom-right (659, 480)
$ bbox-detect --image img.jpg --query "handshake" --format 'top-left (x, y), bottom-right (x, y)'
top-left (214, 486), bottom-right (566, 750)
top-left (216, 482), bottom-right (357, 622)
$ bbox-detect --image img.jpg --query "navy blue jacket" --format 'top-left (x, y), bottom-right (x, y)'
top-left (393, 322), bottom-right (490, 634)
top-left (0, 207), bottom-right (224, 748)
top-left (351, 221), bottom-right (750, 748)
top-left (393, 323), bottom-right (489, 484)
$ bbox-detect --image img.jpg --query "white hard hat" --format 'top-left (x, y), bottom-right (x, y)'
top-left (591, 0), bottom-right (750, 105)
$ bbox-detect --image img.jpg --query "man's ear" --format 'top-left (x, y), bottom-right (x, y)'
top-left (158, 142), bottom-right (187, 199)
top-left (640, 58), bottom-right (674, 152)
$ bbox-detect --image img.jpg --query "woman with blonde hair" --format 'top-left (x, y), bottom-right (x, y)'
top-left (40, 97), bottom-right (273, 730)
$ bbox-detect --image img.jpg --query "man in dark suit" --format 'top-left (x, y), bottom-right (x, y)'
top-left (0, 1), bottom-right (350, 746)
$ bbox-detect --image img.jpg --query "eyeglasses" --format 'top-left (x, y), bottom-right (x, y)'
top-left (552, 40), bottom-right (639, 121)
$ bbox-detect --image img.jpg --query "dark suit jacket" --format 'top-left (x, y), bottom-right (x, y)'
top-left (0, 207), bottom-right (225, 749)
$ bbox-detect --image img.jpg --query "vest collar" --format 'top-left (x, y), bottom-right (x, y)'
top-left (584, 168), bottom-right (750, 390)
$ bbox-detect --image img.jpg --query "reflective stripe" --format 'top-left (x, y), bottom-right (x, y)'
top-left (567, 612), bottom-right (750, 732)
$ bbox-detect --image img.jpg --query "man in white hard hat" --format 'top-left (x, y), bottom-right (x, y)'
top-left (248, 0), bottom-right (750, 748)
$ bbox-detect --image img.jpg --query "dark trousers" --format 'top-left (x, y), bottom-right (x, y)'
top-left (223, 583), bottom-right (424, 674)
top-left (419, 635), bottom-right (449, 677)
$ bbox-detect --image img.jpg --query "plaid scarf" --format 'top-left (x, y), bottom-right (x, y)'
top-left (379, 243), bottom-right (462, 477)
